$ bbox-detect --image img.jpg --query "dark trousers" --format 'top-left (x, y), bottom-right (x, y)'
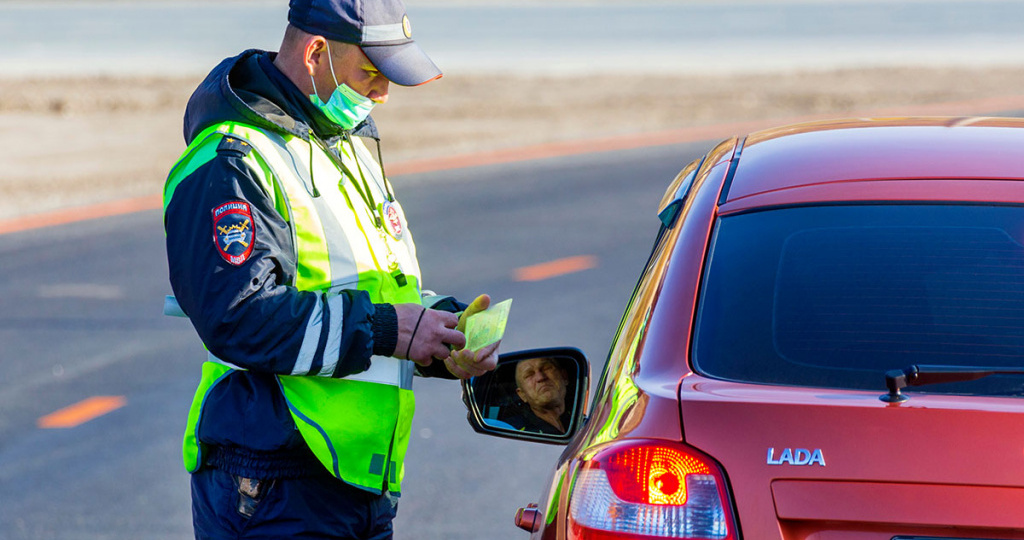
top-left (191, 467), bottom-right (398, 539)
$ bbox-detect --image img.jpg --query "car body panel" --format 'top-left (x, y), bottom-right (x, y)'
top-left (727, 118), bottom-right (1024, 205)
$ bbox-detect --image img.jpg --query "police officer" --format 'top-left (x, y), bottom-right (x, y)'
top-left (163, 0), bottom-right (499, 537)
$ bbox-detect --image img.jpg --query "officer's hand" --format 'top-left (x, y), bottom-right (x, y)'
top-left (444, 340), bottom-right (500, 379)
top-left (394, 304), bottom-right (466, 366)
top-left (456, 294), bottom-right (491, 333)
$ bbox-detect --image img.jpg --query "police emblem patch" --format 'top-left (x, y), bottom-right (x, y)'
top-left (212, 201), bottom-right (255, 266)
top-left (382, 200), bottom-right (404, 239)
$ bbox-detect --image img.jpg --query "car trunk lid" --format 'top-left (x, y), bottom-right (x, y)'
top-left (679, 376), bottom-right (1024, 539)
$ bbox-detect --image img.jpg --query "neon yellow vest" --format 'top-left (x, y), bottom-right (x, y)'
top-left (166, 121), bottom-right (423, 494)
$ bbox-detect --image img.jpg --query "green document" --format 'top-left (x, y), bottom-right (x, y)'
top-left (464, 298), bottom-right (513, 351)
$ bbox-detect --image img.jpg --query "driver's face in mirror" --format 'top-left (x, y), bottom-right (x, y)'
top-left (511, 357), bottom-right (570, 434)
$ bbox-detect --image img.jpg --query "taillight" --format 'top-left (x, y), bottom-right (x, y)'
top-left (568, 440), bottom-right (738, 539)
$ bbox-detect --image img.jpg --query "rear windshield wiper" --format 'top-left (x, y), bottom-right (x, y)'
top-left (881, 364), bottom-right (1024, 403)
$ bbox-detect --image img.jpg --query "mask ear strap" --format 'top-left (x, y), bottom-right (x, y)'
top-left (309, 72), bottom-right (321, 99)
top-left (308, 41), bottom-right (338, 99)
top-left (325, 41), bottom-right (341, 89)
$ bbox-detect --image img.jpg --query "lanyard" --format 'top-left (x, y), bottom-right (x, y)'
top-left (309, 131), bottom-right (407, 285)
top-left (309, 131), bottom-right (391, 229)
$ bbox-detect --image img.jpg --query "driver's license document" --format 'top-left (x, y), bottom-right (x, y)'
top-left (464, 298), bottom-right (512, 351)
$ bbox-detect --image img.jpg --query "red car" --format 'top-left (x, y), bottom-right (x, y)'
top-left (464, 117), bottom-right (1024, 540)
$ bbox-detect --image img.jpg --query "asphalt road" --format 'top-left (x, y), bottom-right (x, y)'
top-left (0, 140), bottom-right (705, 540)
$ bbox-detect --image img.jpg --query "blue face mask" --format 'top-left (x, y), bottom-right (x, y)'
top-left (309, 43), bottom-right (376, 130)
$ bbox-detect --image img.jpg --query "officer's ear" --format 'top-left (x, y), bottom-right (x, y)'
top-left (304, 35), bottom-right (330, 77)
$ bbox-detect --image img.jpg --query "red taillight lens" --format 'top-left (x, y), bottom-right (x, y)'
top-left (604, 445), bottom-right (712, 506)
top-left (568, 440), bottom-right (738, 539)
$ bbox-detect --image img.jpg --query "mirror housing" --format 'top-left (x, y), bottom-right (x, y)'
top-left (461, 347), bottom-right (590, 445)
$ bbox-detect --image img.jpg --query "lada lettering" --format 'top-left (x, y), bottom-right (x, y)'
top-left (766, 447), bottom-right (825, 466)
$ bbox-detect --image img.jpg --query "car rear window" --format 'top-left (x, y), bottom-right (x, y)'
top-left (693, 204), bottom-right (1024, 396)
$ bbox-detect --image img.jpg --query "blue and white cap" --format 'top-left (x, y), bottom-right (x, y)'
top-left (288, 0), bottom-right (442, 86)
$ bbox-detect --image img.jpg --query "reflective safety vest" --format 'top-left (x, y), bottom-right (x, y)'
top-left (165, 121), bottom-right (424, 494)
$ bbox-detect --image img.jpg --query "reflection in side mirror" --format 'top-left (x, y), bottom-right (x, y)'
top-left (461, 348), bottom-right (590, 445)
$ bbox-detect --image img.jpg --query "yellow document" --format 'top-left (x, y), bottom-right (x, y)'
top-left (464, 298), bottom-right (512, 351)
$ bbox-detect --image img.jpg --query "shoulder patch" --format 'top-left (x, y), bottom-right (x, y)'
top-left (217, 136), bottom-right (252, 157)
top-left (212, 201), bottom-right (255, 265)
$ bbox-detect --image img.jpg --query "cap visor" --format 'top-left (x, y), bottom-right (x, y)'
top-left (363, 42), bottom-right (442, 87)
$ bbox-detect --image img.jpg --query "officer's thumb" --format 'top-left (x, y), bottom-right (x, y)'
top-left (457, 294), bottom-right (491, 333)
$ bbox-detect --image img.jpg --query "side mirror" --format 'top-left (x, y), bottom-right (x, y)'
top-left (461, 347), bottom-right (590, 445)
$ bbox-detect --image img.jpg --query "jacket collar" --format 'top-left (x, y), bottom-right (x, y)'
top-left (183, 49), bottom-right (380, 146)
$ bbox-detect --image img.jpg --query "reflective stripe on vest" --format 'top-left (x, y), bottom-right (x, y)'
top-left (167, 122), bottom-right (424, 494)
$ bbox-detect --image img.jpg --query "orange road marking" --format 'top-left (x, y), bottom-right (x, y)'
top-left (5, 93), bottom-right (1024, 237)
top-left (514, 255), bottom-right (597, 282)
top-left (38, 396), bottom-right (127, 429)
top-left (0, 195), bottom-right (161, 236)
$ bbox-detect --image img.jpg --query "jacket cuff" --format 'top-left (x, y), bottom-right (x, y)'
top-left (371, 303), bottom-right (398, 357)
top-left (421, 295), bottom-right (467, 313)
top-left (415, 359), bottom-right (458, 379)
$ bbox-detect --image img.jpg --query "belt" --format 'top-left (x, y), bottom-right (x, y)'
top-left (204, 445), bottom-right (326, 480)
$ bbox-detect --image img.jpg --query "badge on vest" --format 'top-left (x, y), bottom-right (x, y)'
top-left (212, 201), bottom-right (255, 266)
top-left (381, 200), bottom-right (404, 240)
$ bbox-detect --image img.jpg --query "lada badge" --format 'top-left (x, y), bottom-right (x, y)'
top-left (766, 447), bottom-right (826, 466)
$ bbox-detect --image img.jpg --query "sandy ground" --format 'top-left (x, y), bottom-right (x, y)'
top-left (1, 66), bottom-right (1024, 220)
